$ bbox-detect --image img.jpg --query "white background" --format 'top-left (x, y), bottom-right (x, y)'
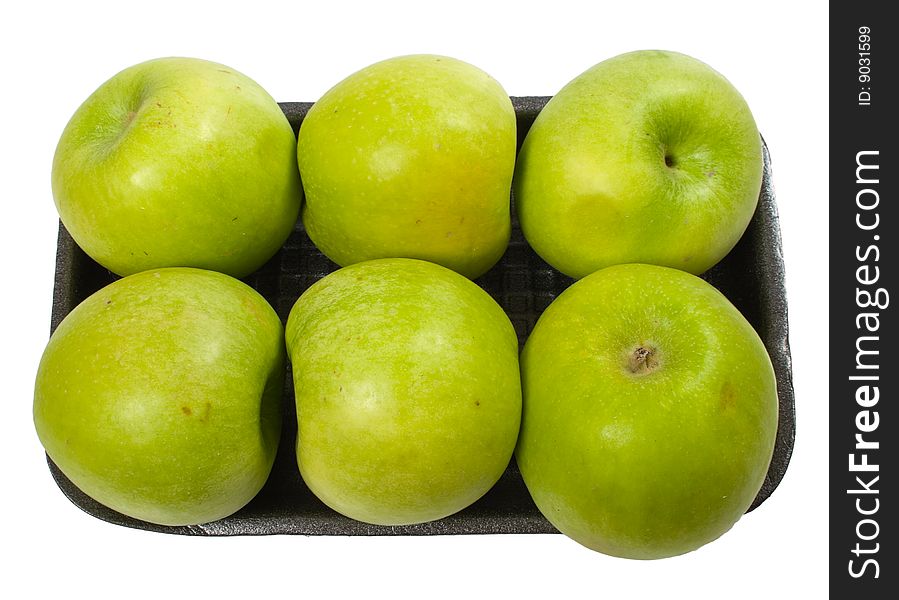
top-left (1, 1), bottom-right (828, 597)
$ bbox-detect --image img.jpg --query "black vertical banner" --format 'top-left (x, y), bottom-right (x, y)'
top-left (830, 2), bottom-right (896, 596)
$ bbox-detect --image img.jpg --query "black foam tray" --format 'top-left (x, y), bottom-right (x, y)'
top-left (46, 97), bottom-right (795, 535)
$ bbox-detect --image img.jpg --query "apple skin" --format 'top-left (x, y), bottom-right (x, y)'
top-left (52, 57), bottom-right (301, 278)
top-left (33, 268), bottom-right (284, 526)
top-left (286, 258), bottom-right (522, 525)
top-left (297, 55), bottom-right (516, 279)
top-left (515, 264), bottom-right (778, 559)
top-left (514, 50), bottom-right (763, 279)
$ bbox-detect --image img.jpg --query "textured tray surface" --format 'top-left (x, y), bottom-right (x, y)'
top-left (47, 97), bottom-right (795, 536)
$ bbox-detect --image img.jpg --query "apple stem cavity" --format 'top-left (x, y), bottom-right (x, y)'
top-left (628, 345), bottom-right (660, 375)
top-left (102, 107), bottom-right (141, 155)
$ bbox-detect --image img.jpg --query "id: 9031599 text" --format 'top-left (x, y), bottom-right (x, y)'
top-left (858, 26), bottom-right (871, 106)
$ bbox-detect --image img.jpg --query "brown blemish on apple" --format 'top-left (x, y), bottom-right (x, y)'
top-left (720, 382), bottom-right (737, 411)
top-left (181, 406), bottom-right (192, 416)
top-left (474, 400), bottom-right (481, 407)
top-left (628, 345), bottom-right (660, 375)
top-left (706, 170), bottom-right (717, 178)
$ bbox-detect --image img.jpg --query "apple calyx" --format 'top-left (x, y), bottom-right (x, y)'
top-left (627, 345), bottom-right (660, 375)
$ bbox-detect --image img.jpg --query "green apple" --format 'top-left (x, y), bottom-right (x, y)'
top-left (297, 55), bottom-right (516, 279)
top-left (52, 57), bottom-right (301, 278)
top-left (514, 50), bottom-right (763, 279)
top-left (286, 258), bottom-right (521, 525)
top-left (33, 268), bottom-right (284, 526)
top-left (516, 264), bottom-right (778, 559)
